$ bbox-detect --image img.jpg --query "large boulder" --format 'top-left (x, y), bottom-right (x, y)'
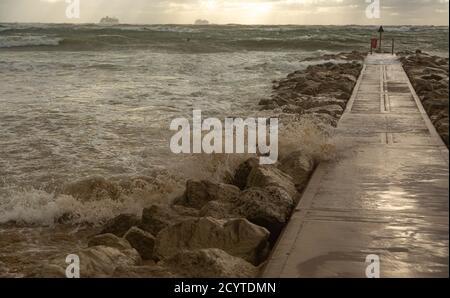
top-left (88, 233), bottom-right (132, 251)
top-left (154, 217), bottom-right (270, 265)
top-left (199, 200), bottom-right (236, 219)
top-left (100, 214), bottom-right (141, 237)
top-left (233, 158), bottom-right (259, 190)
top-left (234, 187), bottom-right (294, 243)
top-left (175, 180), bottom-right (240, 209)
top-left (246, 164), bottom-right (297, 198)
top-left (278, 151), bottom-right (315, 192)
top-left (124, 227), bottom-right (156, 260)
top-left (31, 246), bottom-right (141, 278)
top-left (139, 204), bottom-right (198, 236)
top-left (164, 249), bottom-right (258, 278)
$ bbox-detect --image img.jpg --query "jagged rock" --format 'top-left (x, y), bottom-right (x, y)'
top-left (278, 151), bottom-right (315, 192)
top-left (30, 265), bottom-right (66, 278)
top-left (234, 187), bottom-right (294, 243)
top-left (175, 180), bottom-right (240, 209)
top-left (199, 200), bottom-right (236, 219)
top-left (233, 158), bottom-right (259, 190)
top-left (400, 51), bottom-right (449, 148)
top-left (100, 214), bottom-right (141, 237)
top-left (163, 249), bottom-right (259, 278)
top-left (282, 104), bottom-right (303, 114)
top-left (246, 164), bottom-right (297, 198)
top-left (88, 233), bottom-right (132, 251)
top-left (124, 227), bottom-right (156, 260)
top-left (154, 217), bottom-right (269, 265)
top-left (32, 246), bottom-right (141, 278)
top-left (139, 204), bottom-right (198, 236)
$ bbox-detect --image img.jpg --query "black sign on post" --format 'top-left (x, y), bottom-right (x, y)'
top-left (378, 26), bottom-right (384, 52)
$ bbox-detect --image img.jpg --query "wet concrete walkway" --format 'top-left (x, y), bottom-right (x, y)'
top-left (263, 54), bottom-right (449, 278)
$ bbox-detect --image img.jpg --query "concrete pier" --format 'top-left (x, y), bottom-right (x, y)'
top-left (263, 54), bottom-right (449, 278)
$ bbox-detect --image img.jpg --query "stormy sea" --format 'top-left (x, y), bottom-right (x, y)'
top-left (0, 23), bottom-right (448, 276)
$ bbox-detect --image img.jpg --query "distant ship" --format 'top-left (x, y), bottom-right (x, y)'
top-left (194, 19), bottom-right (209, 25)
top-left (99, 16), bottom-right (119, 25)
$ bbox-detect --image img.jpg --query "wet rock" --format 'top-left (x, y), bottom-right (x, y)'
top-left (175, 180), bottom-right (240, 209)
top-left (100, 214), bottom-right (141, 237)
top-left (164, 249), bottom-right (259, 278)
top-left (234, 187), bottom-right (294, 243)
top-left (124, 227), bottom-right (156, 260)
top-left (199, 200), bottom-right (236, 219)
top-left (278, 151), bottom-right (315, 192)
top-left (88, 233), bottom-right (132, 251)
top-left (246, 164), bottom-right (297, 198)
top-left (139, 204), bottom-right (198, 236)
top-left (154, 217), bottom-right (270, 265)
top-left (32, 246), bottom-right (141, 278)
top-left (399, 52), bottom-right (449, 147)
top-left (233, 158), bottom-right (259, 190)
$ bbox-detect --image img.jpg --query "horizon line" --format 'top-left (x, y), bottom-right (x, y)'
top-left (0, 21), bottom-right (449, 27)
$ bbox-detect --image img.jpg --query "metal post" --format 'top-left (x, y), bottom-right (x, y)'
top-left (379, 31), bottom-right (382, 52)
top-left (391, 39), bottom-right (394, 55)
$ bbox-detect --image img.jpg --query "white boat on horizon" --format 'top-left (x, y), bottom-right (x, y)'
top-left (99, 16), bottom-right (119, 25)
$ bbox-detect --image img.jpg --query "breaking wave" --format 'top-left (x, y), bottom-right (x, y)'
top-left (0, 35), bottom-right (63, 48)
top-left (0, 114), bottom-right (336, 226)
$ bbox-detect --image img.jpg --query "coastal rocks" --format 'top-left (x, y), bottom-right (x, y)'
top-left (140, 204), bottom-right (198, 236)
top-left (154, 217), bottom-right (270, 265)
top-left (232, 157), bottom-right (297, 198)
top-left (163, 249), bottom-right (258, 278)
top-left (59, 54), bottom-right (364, 278)
top-left (88, 233), bottom-right (132, 251)
top-left (246, 164), bottom-right (297, 198)
top-left (233, 187), bottom-right (294, 242)
top-left (259, 61), bottom-right (363, 126)
top-left (400, 52), bottom-right (449, 146)
top-left (124, 227), bottom-right (156, 260)
top-left (278, 151), bottom-right (316, 191)
top-left (233, 158), bottom-right (260, 190)
top-left (33, 245), bottom-right (141, 278)
top-left (175, 180), bottom-right (240, 209)
top-left (72, 245), bottom-right (141, 277)
top-left (100, 213), bottom-right (140, 237)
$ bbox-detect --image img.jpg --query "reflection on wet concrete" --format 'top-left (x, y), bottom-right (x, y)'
top-left (264, 54), bottom-right (449, 278)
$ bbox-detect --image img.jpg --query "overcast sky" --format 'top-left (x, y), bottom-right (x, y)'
top-left (0, 0), bottom-right (448, 25)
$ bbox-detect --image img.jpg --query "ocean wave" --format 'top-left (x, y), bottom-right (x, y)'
top-left (0, 173), bottom-right (184, 226)
top-left (0, 35), bottom-right (62, 48)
